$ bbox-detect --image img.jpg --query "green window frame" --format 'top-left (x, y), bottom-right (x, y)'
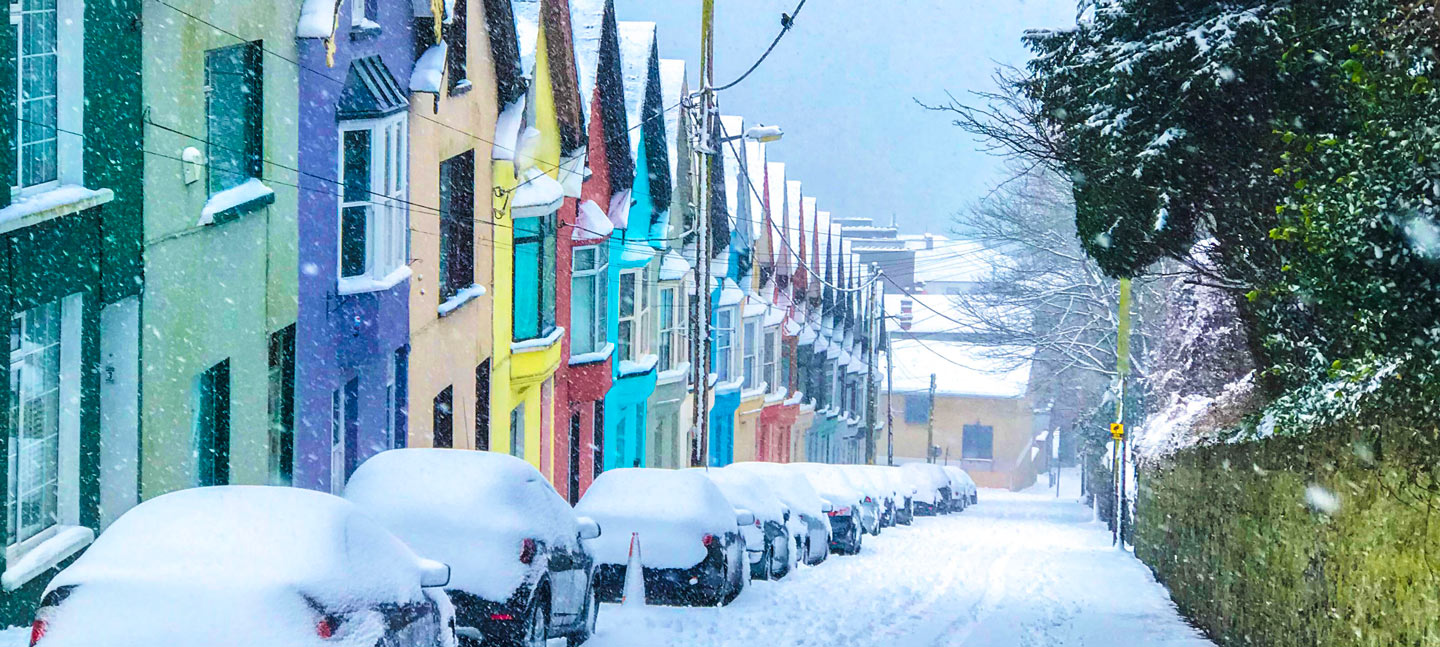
top-left (204, 42), bottom-right (263, 196)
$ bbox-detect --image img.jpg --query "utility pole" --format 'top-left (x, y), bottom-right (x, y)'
top-left (1113, 277), bottom-right (1133, 547)
top-left (885, 293), bottom-right (894, 467)
top-left (694, 0), bottom-right (717, 468)
top-left (863, 265), bottom-right (879, 465)
top-left (926, 373), bottom-right (936, 464)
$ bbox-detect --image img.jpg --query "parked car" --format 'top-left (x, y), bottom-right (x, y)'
top-left (944, 465), bottom-right (979, 506)
top-left (726, 462), bottom-right (832, 566)
top-left (902, 463), bottom-right (951, 515)
top-left (345, 449), bottom-right (600, 647)
top-left (806, 464), bottom-right (882, 535)
top-left (863, 465), bottom-right (916, 525)
top-left (839, 465), bottom-right (897, 530)
top-left (575, 468), bottom-right (752, 606)
top-left (786, 464), bottom-right (866, 555)
top-left (30, 486), bottom-right (456, 647)
top-left (688, 468), bottom-right (791, 580)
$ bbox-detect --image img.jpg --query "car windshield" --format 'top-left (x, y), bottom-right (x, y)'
top-left (8, 1), bottom-right (1425, 646)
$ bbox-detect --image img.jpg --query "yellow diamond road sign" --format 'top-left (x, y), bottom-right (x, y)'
top-left (1110, 423), bottom-right (1125, 440)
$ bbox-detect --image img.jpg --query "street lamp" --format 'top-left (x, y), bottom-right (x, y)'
top-left (717, 123), bottom-right (785, 145)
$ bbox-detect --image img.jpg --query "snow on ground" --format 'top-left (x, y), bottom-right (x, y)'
top-left (1, 626), bottom-right (26, 647)
top-left (587, 470), bottom-right (1214, 647)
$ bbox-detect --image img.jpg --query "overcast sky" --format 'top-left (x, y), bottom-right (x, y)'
top-left (615, 0), bottom-right (1079, 235)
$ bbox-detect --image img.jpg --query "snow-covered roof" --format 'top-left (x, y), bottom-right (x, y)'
top-left (410, 42), bottom-right (448, 93)
top-left (574, 199), bottom-right (613, 241)
top-left (660, 59), bottom-right (686, 183)
top-left (512, 167), bottom-right (564, 218)
top-left (569, 0), bottom-right (606, 122)
top-left (297, 0), bottom-right (339, 38)
top-left (617, 21), bottom-right (657, 158)
top-left (886, 339), bottom-right (1031, 398)
top-left (512, 0), bottom-right (541, 80)
top-left (745, 139), bottom-right (767, 242)
top-left (720, 114), bottom-right (746, 238)
top-left (658, 249), bottom-right (690, 281)
top-left (767, 164), bottom-right (791, 273)
top-left (914, 239), bottom-right (992, 286)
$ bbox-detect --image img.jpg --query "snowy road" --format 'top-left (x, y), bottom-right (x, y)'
top-left (588, 477), bottom-right (1214, 647)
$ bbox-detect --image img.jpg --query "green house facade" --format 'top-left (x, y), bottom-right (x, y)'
top-left (0, 0), bottom-right (145, 624)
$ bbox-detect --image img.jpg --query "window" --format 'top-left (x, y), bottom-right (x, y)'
top-left (432, 386), bottom-right (453, 448)
top-left (350, 0), bottom-right (376, 26)
top-left (593, 401), bottom-right (604, 479)
top-left (475, 360), bottom-right (490, 451)
top-left (509, 404), bottom-right (525, 459)
top-left (714, 308), bottom-right (734, 381)
top-left (329, 378), bottom-right (358, 495)
top-left (194, 360), bottom-right (231, 487)
top-left (658, 287), bottom-right (682, 372)
top-left (389, 346), bottom-right (408, 448)
top-left (571, 245), bottom-right (608, 355)
top-left (443, 0), bottom-right (468, 92)
top-left (438, 151), bottom-right (475, 302)
top-left (762, 329), bottom-right (778, 392)
top-left (905, 394), bottom-right (931, 423)
top-left (513, 213), bottom-right (557, 340)
top-left (779, 342), bottom-right (793, 394)
top-left (741, 318), bottom-right (759, 389)
top-left (618, 269), bottom-right (644, 361)
top-left (205, 42), bottom-right (263, 195)
top-left (7, 296), bottom-right (79, 554)
top-left (267, 326), bottom-right (295, 486)
top-left (339, 114), bottom-right (408, 287)
top-left (568, 413), bottom-right (581, 505)
top-left (962, 424), bottom-right (994, 460)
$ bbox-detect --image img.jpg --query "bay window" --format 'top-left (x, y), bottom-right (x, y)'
top-left (714, 308), bottom-right (734, 381)
top-left (658, 286), bottom-right (682, 371)
top-left (512, 212), bottom-right (557, 340)
top-left (339, 113), bottom-right (408, 289)
top-left (571, 245), bottom-right (607, 356)
top-left (7, 295), bottom-right (81, 571)
top-left (762, 328), bottom-right (778, 392)
top-left (618, 269), bottom-right (645, 361)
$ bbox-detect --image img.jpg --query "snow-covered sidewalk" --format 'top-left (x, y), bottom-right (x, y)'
top-left (587, 475), bottom-right (1214, 647)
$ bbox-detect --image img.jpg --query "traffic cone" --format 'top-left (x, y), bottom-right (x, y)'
top-left (621, 532), bottom-right (647, 607)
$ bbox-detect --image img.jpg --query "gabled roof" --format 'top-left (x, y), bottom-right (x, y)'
top-left (540, 0), bottom-right (586, 154)
top-left (569, 0), bottom-right (607, 123)
top-left (659, 59), bottom-right (686, 183)
top-left (618, 21), bottom-right (671, 215)
top-left (338, 55), bottom-right (409, 120)
top-left (512, 0), bottom-right (542, 81)
top-left (745, 139), bottom-right (767, 244)
top-left (617, 21), bottom-right (657, 158)
top-left (767, 163), bottom-right (790, 275)
top-left (481, 0), bottom-right (526, 109)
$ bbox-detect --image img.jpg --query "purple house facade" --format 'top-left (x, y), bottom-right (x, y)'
top-left (294, 0), bottom-right (416, 494)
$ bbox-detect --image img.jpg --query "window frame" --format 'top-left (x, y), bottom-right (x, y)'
top-left (741, 317), bottom-right (760, 390)
top-left (962, 423), bottom-right (995, 461)
top-left (337, 113), bottom-right (409, 291)
top-left (657, 286), bottom-right (682, 372)
top-left (204, 41), bottom-right (264, 197)
top-left (10, 0), bottom-right (83, 196)
top-left (5, 294), bottom-right (81, 564)
top-left (438, 151), bottom-right (475, 302)
top-left (512, 212), bottom-right (557, 341)
top-left (570, 244), bottom-right (608, 356)
top-left (617, 269), bottom-right (645, 362)
top-left (762, 327), bottom-right (779, 393)
top-left (714, 307), bottom-right (735, 381)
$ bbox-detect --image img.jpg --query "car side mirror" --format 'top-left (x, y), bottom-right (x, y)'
top-left (735, 509), bottom-right (755, 526)
top-left (820, 500), bottom-right (834, 513)
top-left (577, 516), bottom-right (602, 540)
top-left (418, 558), bottom-right (451, 588)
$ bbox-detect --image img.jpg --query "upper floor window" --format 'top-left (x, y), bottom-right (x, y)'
top-left (762, 328), bottom-right (778, 393)
top-left (714, 308), bottom-right (734, 381)
top-left (205, 42), bottom-right (264, 195)
top-left (741, 318), bottom-right (760, 390)
top-left (339, 114), bottom-right (408, 288)
top-left (779, 341), bottom-right (793, 394)
top-left (438, 151), bottom-right (475, 302)
top-left (350, 0), bottom-right (376, 27)
top-left (571, 245), bottom-right (608, 355)
top-left (12, 0), bottom-right (83, 194)
top-left (658, 286), bottom-right (683, 372)
top-left (962, 423), bottom-right (994, 460)
top-left (513, 213), bottom-right (557, 340)
top-left (443, 0), bottom-right (469, 93)
top-left (618, 269), bottom-right (646, 362)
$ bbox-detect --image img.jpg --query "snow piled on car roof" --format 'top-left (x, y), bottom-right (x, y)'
top-left (576, 468), bottom-right (737, 569)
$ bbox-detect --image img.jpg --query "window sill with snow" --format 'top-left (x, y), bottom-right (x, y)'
top-left (0, 185), bottom-right (114, 236)
top-left (437, 284), bottom-right (486, 317)
top-left (199, 179), bottom-right (276, 226)
top-left (338, 265), bottom-right (413, 296)
top-left (2, 526), bottom-right (95, 592)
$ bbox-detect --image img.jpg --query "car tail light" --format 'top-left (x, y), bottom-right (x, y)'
top-left (28, 619), bottom-right (46, 646)
top-left (754, 518), bottom-right (761, 528)
top-left (489, 613), bottom-right (516, 621)
top-left (519, 538), bottom-right (537, 565)
top-left (827, 506), bottom-right (850, 517)
top-left (702, 533), bottom-right (716, 547)
top-left (864, 496), bottom-right (873, 503)
top-left (316, 616), bottom-right (338, 639)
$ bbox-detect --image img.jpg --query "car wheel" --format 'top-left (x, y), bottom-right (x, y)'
top-left (515, 599), bottom-right (547, 647)
top-left (567, 587), bottom-right (598, 647)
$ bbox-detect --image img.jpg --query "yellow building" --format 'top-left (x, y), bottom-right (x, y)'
top-left (489, 0), bottom-right (586, 478)
top-left (885, 338), bottom-right (1038, 490)
top-left (405, 0), bottom-right (504, 450)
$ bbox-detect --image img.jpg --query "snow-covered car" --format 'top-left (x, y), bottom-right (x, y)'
top-left (902, 463), bottom-right (951, 515)
top-left (344, 449), bottom-right (601, 647)
top-left (726, 462), bottom-right (832, 566)
top-left (862, 465), bottom-right (916, 526)
top-left (31, 486), bottom-right (455, 647)
top-left (839, 465), bottom-right (897, 530)
top-left (802, 463), bottom-right (882, 535)
top-left (943, 465), bottom-right (979, 507)
top-left (786, 464), bottom-right (866, 555)
top-left (576, 468), bottom-right (752, 606)
top-left (688, 467), bottom-right (791, 580)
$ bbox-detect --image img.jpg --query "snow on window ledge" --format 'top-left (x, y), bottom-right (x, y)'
top-left (715, 377), bottom-right (745, 394)
top-left (618, 353), bottom-right (659, 377)
top-left (338, 265), bottom-right (413, 296)
top-left (199, 179), bottom-right (276, 226)
top-left (742, 382), bottom-right (769, 399)
top-left (512, 326), bottom-right (565, 354)
top-left (437, 284), bottom-right (486, 317)
top-left (2, 526), bottom-right (94, 592)
top-left (656, 361), bottom-right (691, 385)
top-left (569, 342), bottom-right (614, 367)
top-left (0, 185), bottom-right (113, 236)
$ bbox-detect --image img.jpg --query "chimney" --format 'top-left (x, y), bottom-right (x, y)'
top-left (900, 298), bottom-right (913, 331)
top-left (924, 233), bottom-right (935, 250)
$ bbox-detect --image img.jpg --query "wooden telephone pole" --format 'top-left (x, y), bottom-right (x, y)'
top-left (926, 373), bottom-right (936, 464)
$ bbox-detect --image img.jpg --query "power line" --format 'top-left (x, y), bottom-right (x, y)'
top-left (709, 0), bottom-right (809, 92)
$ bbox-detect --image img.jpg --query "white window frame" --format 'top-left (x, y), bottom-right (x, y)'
top-left (714, 307), bottom-right (735, 381)
top-left (618, 269), bottom-right (645, 362)
top-left (329, 387), bottom-right (346, 496)
top-left (570, 245), bottom-right (607, 356)
top-left (657, 286), bottom-right (682, 372)
top-left (10, 0), bottom-right (83, 196)
top-left (762, 326), bottom-right (779, 394)
top-left (5, 294), bottom-right (82, 568)
top-left (350, 0), bottom-right (376, 27)
top-left (337, 113), bottom-right (409, 293)
top-left (741, 317), bottom-right (760, 390)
